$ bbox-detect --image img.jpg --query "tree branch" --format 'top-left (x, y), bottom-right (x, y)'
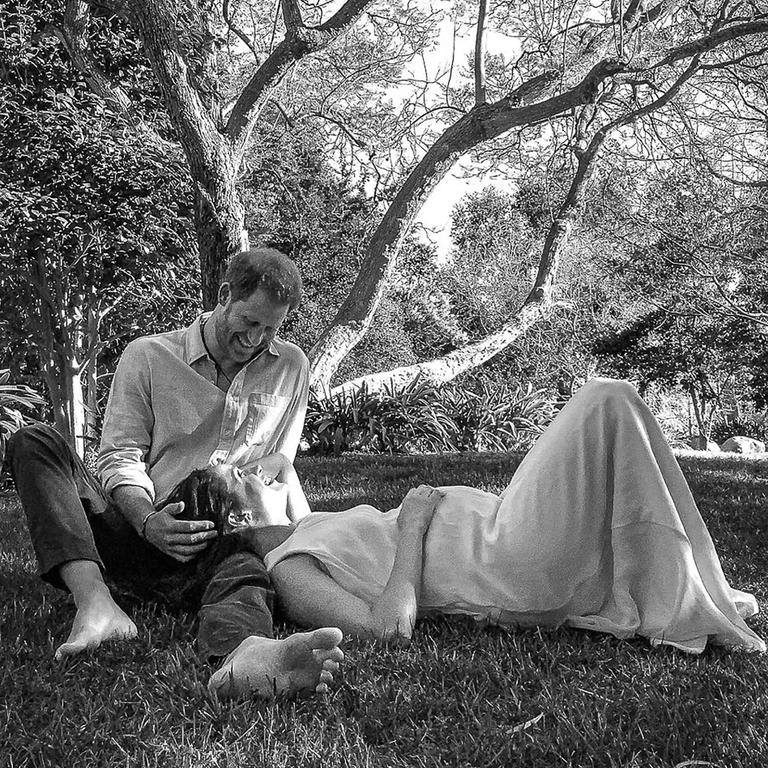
top-left (281, 0), bottom-right (303, 31)
top-left (644, 19), bottom-right (768, 72)
top-left (52, 0), bottom-right (132, 113)
top-left (226, 0), bottom-right (373, 149)
top-left (474, 0), bottom-right (488, 105)
top-left (222, 0), bottom-right (260, 61)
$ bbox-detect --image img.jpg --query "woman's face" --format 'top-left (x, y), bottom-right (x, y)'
top-left (209, 463), bottom-right (289, 527)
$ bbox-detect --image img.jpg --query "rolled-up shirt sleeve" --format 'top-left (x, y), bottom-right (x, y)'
top-left (97, 339), bottom-right (156, 502)
top-left (272, 354), bottom-right (309, 462)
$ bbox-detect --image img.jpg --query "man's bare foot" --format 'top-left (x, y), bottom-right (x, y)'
top-left (54, 587), bottom-right (138, 660)
top-left (208, 627), bottom-right (344, 700)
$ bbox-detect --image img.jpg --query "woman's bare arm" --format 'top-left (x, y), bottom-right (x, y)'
top-left (370, 485), bottom-right (442, 642)
top-left (271, 485), bottom-right (442, 643)
top-left (271, 554), bottom-right (378, 636)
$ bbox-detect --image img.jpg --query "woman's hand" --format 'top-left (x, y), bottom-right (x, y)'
top-left (398, 484), bottom-right (443, 533)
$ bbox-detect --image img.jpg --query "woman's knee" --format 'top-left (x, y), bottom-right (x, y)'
top-left (578, 378), bottom-right (640, 410)
top-left (582, 377), bottom-right (636, 397)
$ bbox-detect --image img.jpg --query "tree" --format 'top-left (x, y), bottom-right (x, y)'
top-left (592, 170), bottom-right (768, 438)
top-left (23, 0), bottom-right (768, 396)
top-left (440, 186), bottom-right (538, 337)
top-left (0, 0), bottom-right (197, 454)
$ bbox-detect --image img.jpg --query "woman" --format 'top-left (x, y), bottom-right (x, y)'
top-left (180, 378), bottom-right (766, 654)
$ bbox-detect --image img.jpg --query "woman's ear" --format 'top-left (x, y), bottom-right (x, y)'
top-left (227, 509), bottom-right (254, 529)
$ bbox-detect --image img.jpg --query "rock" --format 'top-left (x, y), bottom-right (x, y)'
top-left (719, 436), bottom-right (766, 454)
top-left (688, 435), bottom-right (722, 452)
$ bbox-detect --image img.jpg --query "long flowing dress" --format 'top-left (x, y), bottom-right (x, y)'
top-left (264, 379), bottom-right (766, 653)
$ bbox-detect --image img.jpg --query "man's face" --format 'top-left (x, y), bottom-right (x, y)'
top-left (215, 284), bottom-right (290, 366)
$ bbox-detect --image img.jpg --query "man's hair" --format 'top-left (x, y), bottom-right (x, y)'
top-left (223, 248), bottom-right (303, 310)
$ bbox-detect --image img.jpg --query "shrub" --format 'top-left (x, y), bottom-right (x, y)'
top-left (303, 378), bottom-right (452, 455)
top-left (710, 407), bottom-right (768, 445)
top-left (302, 376), bottom-right (555, 456)
top-left (0, 369), bottom-right (45, 465)
top-left (430, 377), bottom-right (555, 453)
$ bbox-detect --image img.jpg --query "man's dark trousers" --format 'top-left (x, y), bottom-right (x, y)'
top-left (5, 423), bottom-right (276, 662)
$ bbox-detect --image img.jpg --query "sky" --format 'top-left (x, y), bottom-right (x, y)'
top-left (398, 8), bottom-right (520, 258)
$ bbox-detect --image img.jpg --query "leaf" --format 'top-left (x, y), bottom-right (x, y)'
top-left (506, 712), bottom-right (544, 734)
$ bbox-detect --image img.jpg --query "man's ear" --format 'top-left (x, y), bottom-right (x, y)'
top-left (218, 282), bottom-right (232, 307)
top-left (227, 509), bottom-right (254, 529)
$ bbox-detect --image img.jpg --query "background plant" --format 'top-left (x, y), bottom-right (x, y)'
top-left (0, 370), bottom-right (45, 465)
top-left (303, 376), bottom-right (555, 456)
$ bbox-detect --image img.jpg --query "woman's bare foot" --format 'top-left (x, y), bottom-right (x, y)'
top-left (208, 627), bottom-right (344, 700)
top-left (54, 586), bottom-right (138, 660)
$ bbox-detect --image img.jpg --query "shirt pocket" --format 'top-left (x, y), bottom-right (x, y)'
top-left (246, 392), bottom-right (288, 446)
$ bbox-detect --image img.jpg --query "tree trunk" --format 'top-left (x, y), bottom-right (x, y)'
top-left (84, 303), bottom-right (101, 446)
top-left (40, 353), bottom-right (86, 457)
top-left (328, 301), bottom-right (560, 398)
top-left (62, 358), bottom-right (86, 457)
top-left (688, 384), bottom-right (707, 438)
top-left (195, 184), bottom-right (249, 309)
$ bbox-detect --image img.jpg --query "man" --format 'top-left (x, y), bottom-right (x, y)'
top-left (6, 248), bottom-right (343, 700)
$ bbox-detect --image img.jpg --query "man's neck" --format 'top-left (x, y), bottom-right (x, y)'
top-left (202, 313), bottom-right (239, 381)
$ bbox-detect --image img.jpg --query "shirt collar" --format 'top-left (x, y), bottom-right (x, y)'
top-left (185, 312), bottom-right (280, 365)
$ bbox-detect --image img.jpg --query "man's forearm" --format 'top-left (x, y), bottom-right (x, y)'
top-left (111, 485), bottom-right (156, 534)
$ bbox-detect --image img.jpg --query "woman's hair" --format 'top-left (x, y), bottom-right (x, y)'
top-left (165, 466), bottom-right (242, 535)
top-left (158, 467), bottom-right (257, 608)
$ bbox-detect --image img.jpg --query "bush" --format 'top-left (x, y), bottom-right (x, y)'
top-left (710, 407), bottom-right (768, 445)
top-left (302, 376), bottom-right (555, 456)
top-left (0, 369), bottom-right (45, 465)
top-left (303, 378), bottom-right (450, 455)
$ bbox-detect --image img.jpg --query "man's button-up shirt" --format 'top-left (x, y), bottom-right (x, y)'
top-left (97, 312), bottom-right (309, 505)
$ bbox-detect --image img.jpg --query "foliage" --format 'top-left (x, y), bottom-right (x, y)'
top-left (440, 186), bottom-right (538, 337)
top-left (2, 453), bottom-right (767, 766)
top-left (241, 127), bottom-right (376, 353)
top-left (430, 376), bottom-right (555, 452)
top-left (592, 170), bottom-right (768, 439)
top-left (303, 376), bottom-right (555, 455)
top-left (0, 0), bottom-right (198, 445)
top-left (710, 408), bottom-right (768, 446)
top-left (0, 370), bottom-right (45, 465)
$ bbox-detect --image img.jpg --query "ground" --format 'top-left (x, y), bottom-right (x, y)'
top-left (1, 452), bottom-right (767, 767)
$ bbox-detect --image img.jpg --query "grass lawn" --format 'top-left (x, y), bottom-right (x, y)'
top-left (1, 451), bottom-right (767, 768)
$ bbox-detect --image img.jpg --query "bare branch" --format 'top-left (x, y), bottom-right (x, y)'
top-left (474, 0), bottom-right (488, 105)
top-left (281, 0), bottom-right (303, 31)
top-left (222, 0), bottom-right (260, 61)
top-left (226, 0), bottom-right (373, 149)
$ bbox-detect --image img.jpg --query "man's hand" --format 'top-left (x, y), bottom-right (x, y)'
top-left (398, 484), bottom-right (443, 533)
top-left (143, 501), bottom-right (218, 562)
